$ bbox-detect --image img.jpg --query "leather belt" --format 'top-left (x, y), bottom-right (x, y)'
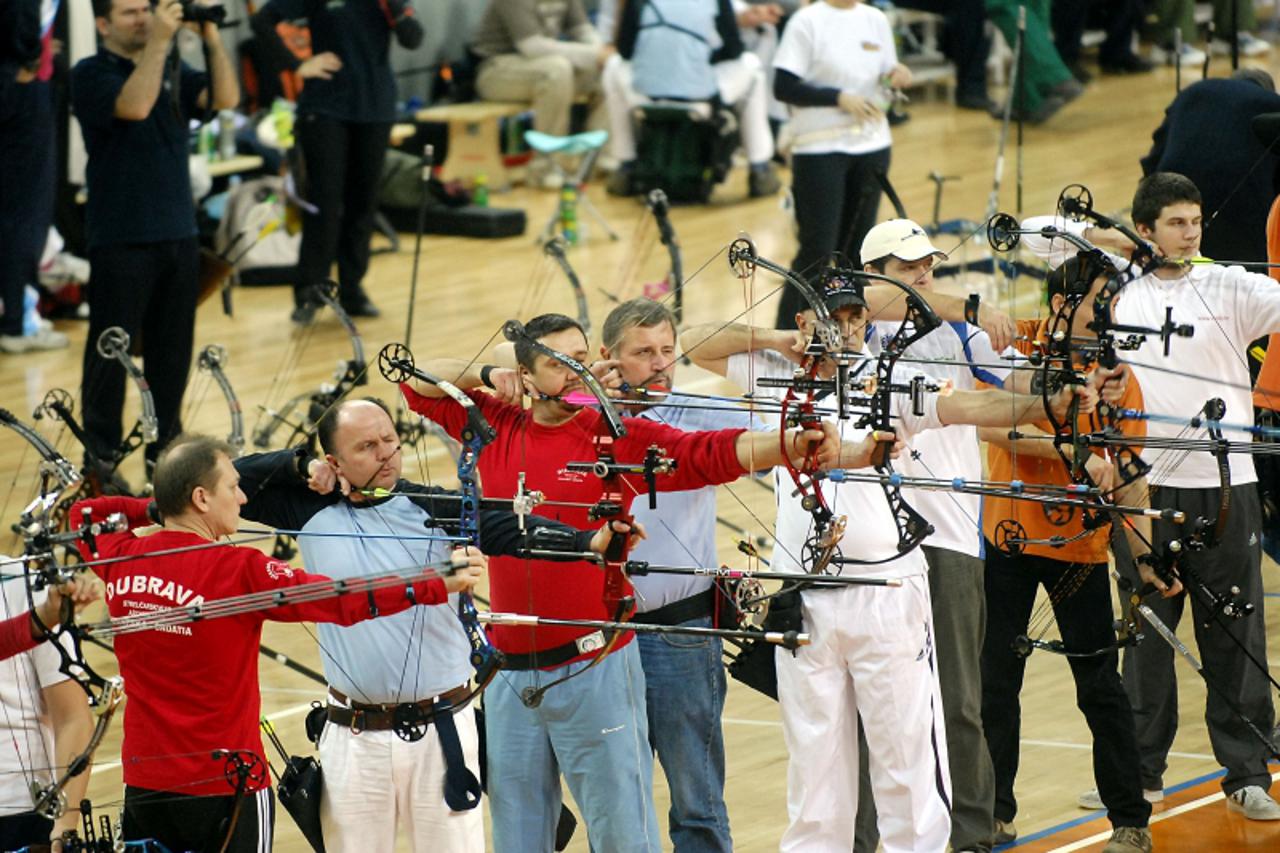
top-left (641, 588), bottom-right (715, 626)
top-left (326, 684), bottom-right (469, 733)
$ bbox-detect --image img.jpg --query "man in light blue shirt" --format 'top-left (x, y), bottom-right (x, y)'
top-left (236, 397), bottom-right (620, 853)
top-left (599, 298), bottom-right (767, 853)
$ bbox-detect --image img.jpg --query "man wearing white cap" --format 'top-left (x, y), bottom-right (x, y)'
top-left (850, 218), bottom-right (1019, 853)
top-left (681, 264), bottom-right (1094, 852)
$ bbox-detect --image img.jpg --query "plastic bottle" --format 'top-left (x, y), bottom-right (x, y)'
top-left (559, 185), bottom-right (578, 245)
top-left (217, 109), bottom-right (237, 160)
top-left (473, 173), bottom-right (489, 207)
top-left (198, 122), bottom-right (215, 160)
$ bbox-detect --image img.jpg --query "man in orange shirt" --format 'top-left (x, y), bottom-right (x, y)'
top-left (978, 254), bottom-right (1181, 853)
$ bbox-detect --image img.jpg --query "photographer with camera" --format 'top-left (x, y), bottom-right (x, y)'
top-left (71, 0), bottom-right (238, 486)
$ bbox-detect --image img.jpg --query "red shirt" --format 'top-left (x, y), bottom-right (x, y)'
top-left (402, 385), bottom-right (747, 662)
top-left (0, 612), bottom-right (37, 661)
top-left (72, 496), bottom-right (448, 796)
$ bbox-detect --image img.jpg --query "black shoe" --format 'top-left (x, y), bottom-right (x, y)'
top-left (1067, 62), bottom-right (1093, 84)
top-left (606, 167), bottom-right (636, 197)
top-left (993, 94), bottom-right (1066, 125)
top-left (887, 107), bottom-right (910, 126)
top-left (748, 164), bottom-right (781, 198)
top-left (956, 91), bottom-right (995, 111)
top-left (290, 302), bottom-right (317, 326)
top-left (340, 294), bottom-right (381, 318)
top-left (1048, 77), bottom-right (1084, 103)
top-left (1100, 53), bottom-right (1155, 74)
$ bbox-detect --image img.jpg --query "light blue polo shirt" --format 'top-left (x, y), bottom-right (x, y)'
top-left (628, 391), bottom-right (768, 612)
top-left (299, 496), bottom-right (472, 704)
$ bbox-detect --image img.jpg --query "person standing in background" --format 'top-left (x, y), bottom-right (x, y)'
top-left (252, 0), bottom-right (424, 325)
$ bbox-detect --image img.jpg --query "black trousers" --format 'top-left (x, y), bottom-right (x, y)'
top-left (980, 544), bottom-right (1150, 828)
top-left (777, 147), bottom-right (890, 329)
top-left (1052, 0), bottom-right (1145, 65)
top-left (0, 77), bottom-right (55, 336)
top-left (81, 237), bottom-right (199, 465)
top-left (1120, 484), bottom-right (1274, 794)
top-left (294, 113), bottom-right (392, 307)
top-left (896, 0), bottom-right (991, 98)
top-left (0, 811), bottom-right (54, 850)
top-left (124, 785), bottom-right (275, 853)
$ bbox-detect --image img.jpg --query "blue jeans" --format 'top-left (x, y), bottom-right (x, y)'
top-left (486, 641), bottom-right (661, 853)
top-left (637, 615), bottom-right (732, 853)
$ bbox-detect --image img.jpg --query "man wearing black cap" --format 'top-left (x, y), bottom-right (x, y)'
top-left (682, 274), bottom-right (1095, 852)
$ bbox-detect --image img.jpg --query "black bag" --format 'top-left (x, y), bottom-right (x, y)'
top-left (632, 101), bottom-right (739, 203)
top-left (262, 714), bottom-right (326, 853)
top-left (725, 587), bottom-right (804, 701)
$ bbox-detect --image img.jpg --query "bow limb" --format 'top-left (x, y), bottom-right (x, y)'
top-left (542, 237), bottom-right (593, 337)
top-left (96, 326), bottom-right (159, 451)
top-left (378, 343), bottom-right (506, 705)
top-left (197, 345), bottom-right (246, 456)
top-left (646, 190), bottom-right (684, 325)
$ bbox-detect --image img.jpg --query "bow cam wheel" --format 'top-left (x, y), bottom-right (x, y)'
top-left (993, 519), bottom-right (1028, 557)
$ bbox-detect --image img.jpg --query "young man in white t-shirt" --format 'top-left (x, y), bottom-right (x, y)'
top-left (770, 0), bottom-right (911, 328)
top-left (682, 280), bottom-right (1095, 852)
top-left (1019, 171), bottom-right (1280, 821)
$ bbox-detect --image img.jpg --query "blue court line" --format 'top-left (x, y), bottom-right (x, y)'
top-left (997, 768), bottom-right (1227, 849)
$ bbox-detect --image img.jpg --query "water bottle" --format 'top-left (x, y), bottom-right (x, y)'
top-left (473, 173), bottom-right (489, 208)
top-left (217, 109), bottom-right (237, 160)
top-left (559, 185), bottom-right (578, 244)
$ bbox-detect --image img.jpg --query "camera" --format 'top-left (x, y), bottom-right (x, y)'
top-left (178, 0), bottom-right (227, 26)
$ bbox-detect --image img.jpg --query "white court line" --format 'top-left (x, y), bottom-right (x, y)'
top-left (1046, 769), bottom-right (1280, 852)
top-left (1021, 739), bottom-right (1215, 761)
top-left (721, 721), bottom-right (1217, 761)
top-left (91, 701), bottom-right (316, 775)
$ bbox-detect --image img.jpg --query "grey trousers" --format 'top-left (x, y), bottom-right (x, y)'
top-left (1119, 484), bottom-right (1275, 795)
top-left (854, 546), bottom-right (996, 852)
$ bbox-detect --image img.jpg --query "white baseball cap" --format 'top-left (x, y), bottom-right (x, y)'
top-left (860, 219), bottom-right (948, 265)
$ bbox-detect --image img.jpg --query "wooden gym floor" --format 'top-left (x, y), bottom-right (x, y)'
top-left (2, 50), bottom-right (1279, 852)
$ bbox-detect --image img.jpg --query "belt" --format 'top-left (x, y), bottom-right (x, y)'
top-left (640, 588), bottom-right (715, 626)
top-left (325, 684), bottom-right (469, 733)
top-left (502, 628), bottom-right (615, 671)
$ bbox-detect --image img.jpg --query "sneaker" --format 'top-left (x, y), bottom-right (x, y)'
top-left (1227, 785), bottom-right (1280, 819)
top-left (994, 818), bottom-right (1016, 845)
top-left (1102, 826), bottom-right (1152, 853)
top-left (1078, 787), bottom-right (1164, 810)
top-left (1150, 42), bottom-right (1207, 66)
top-left (339, 287), bottom-right (380, 318)
top-left (955, 91), bottom-right (995, 112)
top-left (748, 164), bottom-right (782, 198)
top-left (0, 327), bottom-right (69, 353)
top-left (1212, 32), bottom-right (1272, 57)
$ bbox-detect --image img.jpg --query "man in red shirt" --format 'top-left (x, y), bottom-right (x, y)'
top-left (72, 434), bottom-right (484, 853)
top-left (402, 312), bottom-right (848, 853)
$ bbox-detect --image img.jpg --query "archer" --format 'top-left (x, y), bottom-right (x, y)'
top-left (71, 434), bottom-right (483, 852)
top-left (682, 272), bottom-right (1094, 852)
top-left (400, 312), bottom-right (834, 853)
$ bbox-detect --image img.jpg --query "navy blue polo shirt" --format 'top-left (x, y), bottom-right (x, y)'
top-left (71, 49), bottom-right (206, 249)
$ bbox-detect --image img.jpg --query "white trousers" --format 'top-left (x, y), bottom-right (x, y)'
top-left (776, 577), bottom-right (952, 853)
top-left (602, 52), bottom-right (775, 164)
top-left (317, 708), bottom-right (485, 853)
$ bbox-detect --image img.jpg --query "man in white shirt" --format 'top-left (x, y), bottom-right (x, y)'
top-left (0, 581), bottom-right (95, 849)
top-left (682, 278), bottom-right (1094, 852)
top-left (852, 219), bottom-right (1011, 853)
top-left (1018, 171), bottom-right (1280, 821)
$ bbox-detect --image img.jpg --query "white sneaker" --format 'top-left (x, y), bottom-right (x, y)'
top-left (1149, 42), bottom-right (1207, 66)
top-left (1077, 787), bottom-right (1164, 810)
top-left (1212, 33), bottom-right (1272, 57)
top-left (1227, 785), bottom-right (1280, 819)
top-left (0, 327), bottom-right (69, 354)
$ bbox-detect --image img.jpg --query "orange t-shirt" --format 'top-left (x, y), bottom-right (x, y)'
top-left (1251, 194), bottom-right (1280, 410)
top-left (981, 319), bottom-right (1147, 564)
